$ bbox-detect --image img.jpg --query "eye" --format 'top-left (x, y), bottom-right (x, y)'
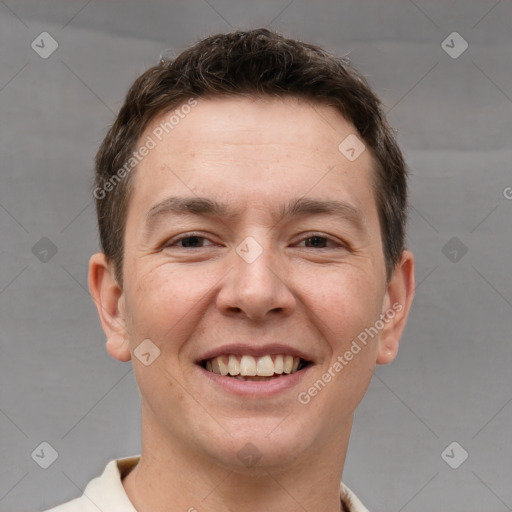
top-left (165, 234), bottom-right (216, 248)
top-left (297, 235), bottom-right (338, 248)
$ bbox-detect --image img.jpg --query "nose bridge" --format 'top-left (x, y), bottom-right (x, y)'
top-left (216, 234), bottom-right (295, 320)
top-left (247, 249), bottom-right (277, 283)
top-left (235, 234), bottom-right (279, 297)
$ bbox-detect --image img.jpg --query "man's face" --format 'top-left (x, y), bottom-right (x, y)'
top-left (104, 96), bottom-right (410, 469)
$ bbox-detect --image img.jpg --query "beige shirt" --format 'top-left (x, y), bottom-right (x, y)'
top-left (43, 456), bottom-right (369, 512)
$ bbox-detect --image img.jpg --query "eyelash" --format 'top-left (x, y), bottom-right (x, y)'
top-left (163, 232), bottom-right (344, 249)
top-left (164, 233), bottom-right (216, 249)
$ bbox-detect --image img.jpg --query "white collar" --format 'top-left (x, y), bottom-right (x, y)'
top-left (74, 456), bottom-right (369, 512)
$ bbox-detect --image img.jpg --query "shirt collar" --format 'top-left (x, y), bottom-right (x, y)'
top-left (83, 456), bottom-right (369, 512)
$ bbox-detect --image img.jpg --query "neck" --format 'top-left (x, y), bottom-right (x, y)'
top-left (123, 409), bottom-right (352, 512)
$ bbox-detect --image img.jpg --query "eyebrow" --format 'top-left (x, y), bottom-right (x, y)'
top-left (279, 197), bottom-right (365, 231)
top-left (143, 196), bottom-right (366, 237)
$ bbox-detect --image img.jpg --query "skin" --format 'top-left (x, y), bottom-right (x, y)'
top-left (89, 95), bottom-right (415, 512)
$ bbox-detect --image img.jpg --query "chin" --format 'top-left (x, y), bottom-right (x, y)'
top-left (199, 417), bottom-right (316, 471)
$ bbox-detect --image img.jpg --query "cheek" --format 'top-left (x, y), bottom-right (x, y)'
top-left (298, 265), bottom-right (383, 347)
top-left (126, 264), bottom-right (221, 344)
top-left (298, 271), bottom-right (382, 427)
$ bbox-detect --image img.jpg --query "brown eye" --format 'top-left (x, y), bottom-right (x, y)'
top-left (303, 236), bottom-right (331, 248)
top-left (165, 234), bottom-right (215, 248)
top-left (180, 236), bottom-right (206, 247)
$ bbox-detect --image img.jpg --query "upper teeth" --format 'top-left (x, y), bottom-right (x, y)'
top-left (206, 354), bottom-right (301, 377)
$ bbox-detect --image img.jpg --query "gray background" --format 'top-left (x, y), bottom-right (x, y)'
top-left (0, 1), bottom-right (511, 511)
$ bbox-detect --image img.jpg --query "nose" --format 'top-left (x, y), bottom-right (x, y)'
top-left (216, 241), bottom-right (296, 321)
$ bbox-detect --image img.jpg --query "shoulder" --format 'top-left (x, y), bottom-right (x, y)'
top-left (40, 456), bottom-right (140, 512)
top-left (340, 482), bottom-right (371, 512)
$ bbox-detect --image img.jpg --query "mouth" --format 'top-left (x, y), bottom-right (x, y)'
top-left (200, 354), bottom-right (311, 381)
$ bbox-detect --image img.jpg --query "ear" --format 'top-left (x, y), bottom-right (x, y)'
top-left (88, 253), bottom-right (131, 362)
top-left (376, 250), bottom-right (415, 365)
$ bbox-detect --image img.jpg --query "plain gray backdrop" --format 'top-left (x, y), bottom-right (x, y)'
top-left (1, 1), bottom-right (511, 511)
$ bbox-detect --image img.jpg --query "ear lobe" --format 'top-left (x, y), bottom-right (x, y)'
top-left (105, 333), bottom-right (132, 362)
top-left (88, 253), bottom-right (132, 362)
top-left (376, 250), bottom-right (415, 365)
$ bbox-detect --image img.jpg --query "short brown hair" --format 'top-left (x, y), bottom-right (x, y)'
top-left (94, 28), bottom-right (407, 285)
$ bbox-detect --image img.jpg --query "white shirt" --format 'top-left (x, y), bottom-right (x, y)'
top-left (43, 456), bottom-right (369, 512)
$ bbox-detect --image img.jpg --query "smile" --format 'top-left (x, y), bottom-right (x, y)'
top-left (202, 354), bottom-right (309, 381)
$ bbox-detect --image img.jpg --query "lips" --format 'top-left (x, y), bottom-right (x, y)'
top-left (197, 344), bottom-right (312, 382)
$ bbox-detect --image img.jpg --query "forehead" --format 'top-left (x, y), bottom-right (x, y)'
top-left (145, 95), bottom-right (357, 156)
top-left (129, 95), bottom-right (378, 224)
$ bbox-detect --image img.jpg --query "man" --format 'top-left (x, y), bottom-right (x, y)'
top-left (46, 28), bottom-right (414, 512)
